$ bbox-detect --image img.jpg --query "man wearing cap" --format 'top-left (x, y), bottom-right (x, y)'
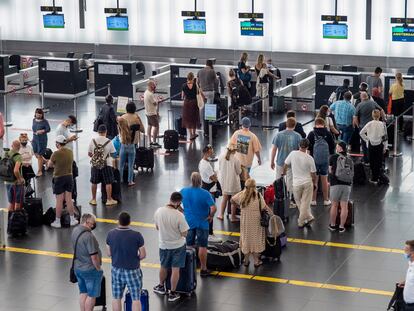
top-left (48, 135), bottom-right (78, 228)
top-left (230, 117), bottom-right (262, 173)
top-left (88, 124), bottom-right (117, 206)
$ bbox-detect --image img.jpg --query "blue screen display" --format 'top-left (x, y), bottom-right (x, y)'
top-left (392, 26), bottom-right (414, 42)
top-left (323, 23), bottom-right (348, 39)
top-left (106, 16), bottom-right (129, 31)
top-left (43, 14), bottom-right (65, 28)
top-left (240, 20), bottom-right (264, 36)
top-left (183, 19), bottom-right (206, 34)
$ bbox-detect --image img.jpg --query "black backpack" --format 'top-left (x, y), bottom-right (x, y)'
top-left (0, 153), bottom-right (19, 182)
top-left (8, 209), bottom-right (28, 236)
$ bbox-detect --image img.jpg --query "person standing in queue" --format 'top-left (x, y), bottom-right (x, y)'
top-left (4, 140), bottom-right (25, 211)
top-left (389, 72), bottom-right (405, 132)
top-left (181, 72), bottom-right (200, 141)
top-left (144, 80), bottom-right (161, 148)
top-left (56, 115), bottom-right (78, 151)
top-left (32, 108), bottom-right (50, 176)
top-left (238, 52), bottom-right (252, 95)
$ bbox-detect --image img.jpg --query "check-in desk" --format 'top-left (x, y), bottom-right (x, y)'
top-left (39, 57), bottom-right (87, 98)
top-left (0, 55), bottom-right (17, 92)
top-left (315, 71), bottom-right (361, 109)
top-left (94, 60), bottom-right (144, 100)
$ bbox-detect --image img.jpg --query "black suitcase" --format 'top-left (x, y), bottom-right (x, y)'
top-left (136, 136), bottom-right (155, 171)
top-left (102, 168), bottom-right (122, 203)
top-left (273, 178), bottom-right (289, 222)
top-left (261, 236), bottom-right (282, 261)
top-left (43, 207), bottom-right (55, 225)
top-left (165, 248), bottom-right (197, 296)
top-left (95, 276), bottom-right (107, 309)
top-left (8, 209), bottom-right (28, 236)
top-left (353, 162), bottom-right (366, 185)
top-left (175, 117), bottom-right (187, 138)
top-left (24, 197), bottom-right (43, 227)
top-left (350, 127), bottom-right (361, 153)
top-left (163, 110), bottom-right (179, 151)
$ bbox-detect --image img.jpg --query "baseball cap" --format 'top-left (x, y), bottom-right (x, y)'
top-left (55, 135), bottom-right (67, 144)
top-left (241, 117), bottom-right (251, 128)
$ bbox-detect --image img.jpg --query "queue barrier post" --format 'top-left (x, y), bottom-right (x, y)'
top-left (107, 84), bottom-right (111, 95)
top-left (40, 80), bottom-right (49, 113)
top-left (391, 115), bottom-right (402, 157)
top-left (70, 97), bottom-right (83, 134)
top-left (208, 122), bottom-right (213, 146)
top-left (3, 93), bottom-right (12, 127)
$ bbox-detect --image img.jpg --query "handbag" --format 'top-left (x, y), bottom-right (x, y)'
top-left (387, 95), bottom-right (393, 115)
top-left (70, 230), bottom-right (88, 283)
top-left (258, 194), bottom-right (270, 227)
top-left (197, 86), bottom-right (205, 109)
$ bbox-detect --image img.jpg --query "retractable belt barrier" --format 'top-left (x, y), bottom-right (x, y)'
top-left (386, 104), bottom-right (414, 158)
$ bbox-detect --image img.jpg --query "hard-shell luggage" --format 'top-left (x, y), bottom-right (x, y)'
top-left (165, 248), bottom-right (197, 296)
top-left (24, 197), bottom-right (43, 227)
top-left (42, 207), bottom-right (55, 225)
top-left (336, 201), bottom-right (354, 228)
top-left (136, 136), bottom-right (155, 171)
top-left (175, 117), bottom-right (187, 138)
top-left (349, 128), bottom-right (361, 153)
top-left (279, 232), bottom-right (288, 248)
top-left (207, 240), bottom-right (243, 270)
top-left (273, 177), bottom-right (289, 222)
top-left (353, 162), bottom-right (366, 185)
top-left (8, 209), bottom-right (28, 236)
top-left (164, 111), bottom-right (179, 151)
top-left (125, 290), bottom-right (149, 311)
top-left (261, 215), bottom-right (285, 261)
top-left (102, 167), bottom-right (122, 203)
top-left (95, 276), bottom-right (106, 309)
top-left (378, 172), bottom-right (390, 186)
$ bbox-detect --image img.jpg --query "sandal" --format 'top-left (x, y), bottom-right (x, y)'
top-left (216, 215), bottom-right (224, 221)
top-left (254, 261), bottom-right (263, 268)
top-left (230, 218), bottom-right (240, 223)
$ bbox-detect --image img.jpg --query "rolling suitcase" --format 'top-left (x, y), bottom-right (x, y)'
top-left (353, 161), bottom-right (366, 185)
top-left (336, 201), bottom-right (354, 228)
top-left (165, 248), bottom-right (197, 296)
top-left (24, 197), bottom-right (43, 227)
top-left (125, 289), bottom-right (149, 311)
top-left (102, 167), bottom-right (122, 203)
top-left (95, 276), bottom-right (106, 309)
top-left (163, 111), bottom-right (179, 151)
top-left (262, 236), bottom-right (282, 261)
top-left (136, 136), bottom-right (155, 171)
top-left (7, 209), bottom-right (28, 236)
top-left (175, 117), bottom-right (187, 138)
top-left (349, 128), bottom-right (361, 153)
top-left (273, 177), bottom-right (289, 222)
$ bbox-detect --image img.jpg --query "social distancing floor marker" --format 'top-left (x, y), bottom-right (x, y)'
top-left (0, 246), bottom-right (393, 298)
top-left (95, 218), bottom-right (404, 255)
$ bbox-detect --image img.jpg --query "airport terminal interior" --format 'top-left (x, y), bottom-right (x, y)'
top-left (2, 0), bottom-right (414, 310)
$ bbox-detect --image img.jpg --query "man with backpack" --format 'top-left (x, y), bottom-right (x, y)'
top-left (329, 79), bottom-right (350, 104)
top-left (94, 94), bottom-right (118, 140)
top-left (307, 118), bottom-right (335, 206)
top-left (328, 141), bottom-right (354, 233)
top-left (88, 124), bottom-right (117, 206)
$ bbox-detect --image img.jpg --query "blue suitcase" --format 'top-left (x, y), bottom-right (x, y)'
top-left (124, 289), bottom-right (149, 311)
top-left (165, 248), bottom-right (197, 296)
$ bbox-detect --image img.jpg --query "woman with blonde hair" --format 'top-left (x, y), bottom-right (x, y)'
top-left (181, 71), bottom-right (200, 140)
top-left (231, 178), bottom-right (272, 267)
top-left (389, 72), bottom-right (405, 131)
top-left (217, 144), bottom-right (242, 221)
top-left (117, 116), bottom-right (135, 186)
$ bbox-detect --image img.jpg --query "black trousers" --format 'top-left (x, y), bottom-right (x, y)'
top-left (392, 98), bottom-right (405, 131)
top-left (368, 143), bottom-right (384, 181)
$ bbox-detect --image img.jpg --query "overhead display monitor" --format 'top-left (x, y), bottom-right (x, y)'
top-left (392, 26), bottom-right (414, 42)
top-left (183, 19), bottom-right (206, 34)
top-left (323, 23), bottom-right (348, 39)
top-left (43, 14), bottom-right (65, 29)
top-left (106, 16), bottom-right (129, 31)
top-left (240, 20), bottom-right (264, 36)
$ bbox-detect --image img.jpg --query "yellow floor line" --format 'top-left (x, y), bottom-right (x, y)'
top-left (0, 246), bottom-right (393, 298)
top-left (95, 217), bottom-right (404, 255)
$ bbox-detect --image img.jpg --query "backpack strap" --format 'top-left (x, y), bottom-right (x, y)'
top-left (102, 139), bottom-right (111, 148)
top-left (92, 139), bottom-right (98, 148)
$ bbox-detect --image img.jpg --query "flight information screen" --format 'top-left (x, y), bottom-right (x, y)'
top-left (183, 19), bottom-right (206, 34)
top-left (240, 20), bottom-right (264, 36)
top-left (323, 23), bottom-right (348, 39)
top-left (106, 16), bottom-right (129, 31)
top-left (43, 14), bottom-right (65, 28)
top-left (392, 26), bottom-right (414, 42)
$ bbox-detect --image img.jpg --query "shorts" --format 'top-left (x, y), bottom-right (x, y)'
top-left (186, 228), bottom-right (209, 248)
top-left (52, 175), bottom-right (74, 195)
top-left (315, 163), bottom-right (328, 176)
top-left (146, 115), bottom-right (159, 127)
top-left (90, 166), bottom-right (114, 185)
top-left (111, 267), bottom-right (142, 301)
top-left (159, 245), bottom-right (187, 269)
top-left (6, 184), bottom-right (24, 205)
top-left (330, 185), bottom-right (352, 202)
top-left (75, 269), bottom-right (103, 298)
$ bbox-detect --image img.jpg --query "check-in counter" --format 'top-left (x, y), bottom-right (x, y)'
top-left (94, 60), bottom-right (144, 99)
top-left (384, 73), bottom-right (414, 116)
top-left (0, 55), bottom-right (18, 91)
top-left (38, 57), bottom-right (87, 98)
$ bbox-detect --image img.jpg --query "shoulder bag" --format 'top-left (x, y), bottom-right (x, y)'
top-left (258, 194), bottom-right (270, 227)
top-left (196, 85), bottom-right (205, 109)
top-left (70, 230), bottom-right (88, 283)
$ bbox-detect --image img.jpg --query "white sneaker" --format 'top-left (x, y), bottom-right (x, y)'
top-left (208, 235), bottom-right (222, 243)
top-left (323, 200), bottom-right (332, 206)
top-left (310, 201), bottom-right (317, 206)
top-left (51, 219), bottom-right (61, 228)
top-left (70, 216), bottom-right (79, 227)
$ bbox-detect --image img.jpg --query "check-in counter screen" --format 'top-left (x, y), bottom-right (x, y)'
top-left (43, 14), bottom-right (65, 29)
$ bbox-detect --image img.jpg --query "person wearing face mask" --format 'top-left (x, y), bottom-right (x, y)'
top-left (397, 240), bottom-right (414, 310)
top-left (18, 133), bottom-right (35, 186)
top-left (31, 108), bottom-right (50, 176)
top-left (144, 80), bottom-right (161, 148)
top-left (153, 192), bottom-right (189, 302)
top-left (55, 115), bottom-right (78, 151)
top-left (71, 213), bottom-right (102, 311)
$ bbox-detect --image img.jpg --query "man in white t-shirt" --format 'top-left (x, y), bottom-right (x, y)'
top-left (55, 115), bottom-right (78, 151)
top-left (144, 80), bottom-right (160, 148)
top-left (283, 138), bottom-right (317, 228)
top-left (153, 192), bottom-right (189, 302)
top-left (88, 124), bottom-right (117, 206)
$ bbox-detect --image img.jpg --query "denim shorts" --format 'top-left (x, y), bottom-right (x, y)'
top-left (6, 184), bottom-right (24, 205)
top-left (186, 228), bottom-right (209, 248)
top-left (315, 163), bottom-right (329, 176)
top-left (75, 269), bottom-right (103, 298)
top-left (111, 267), bottom-right (142, 301)
top-left (159, 245), bottom-right (187, 269)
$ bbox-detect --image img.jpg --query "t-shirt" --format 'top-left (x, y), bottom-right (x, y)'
top-left (56, 124), bottom-right (73, 150)
top-left (355, 100), bottom-right (383, 128)
top-left (404, 261), bottom-right (414, 304)
top-left (272, 130), bottom-right (301, 167)
top-left (88, 136), bottom-right (116, 167)
top-left (230, 129), bottom-right (262, 168)
top-left (144, 89), bottom-right (158, 116)
top-left (197, 67), bottom-right (217, 91)
top-left (284, 150), bottom-right (316, 187)
top-left (180, 187), bottom-right (215, 230)
top-left (19, 144), bottom-right (34, 165)
top-left (366, 75), bottom-right (383, 97)
top-left (199, 158), bottom-right (216, 192)
top-left (390, 83), bottom-right (405, 100)
top-left (154, 206), bottom-right (190, 250)
top-left (4, 150), bottom-right (22, 185)
top-left (106, 228), bottom-right (145, 270)
top-left (329, 153), bottom-right (352, 186)
top-left (50, 147), bottom-right (73, 177)
top-left (71, 225), bottom-right (102, 271)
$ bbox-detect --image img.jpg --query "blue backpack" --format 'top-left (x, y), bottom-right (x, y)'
top-left (313, 133), bottom-right (329, 166)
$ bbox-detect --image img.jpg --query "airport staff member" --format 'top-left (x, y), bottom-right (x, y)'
top-left (398, 240), bottom-right (414, 310)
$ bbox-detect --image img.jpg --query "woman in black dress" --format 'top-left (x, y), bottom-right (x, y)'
top-left (181, 72), bottom-right (200, 140)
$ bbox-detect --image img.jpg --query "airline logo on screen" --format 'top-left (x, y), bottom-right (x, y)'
top-left (392, 26), bottom-right (414, 42)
